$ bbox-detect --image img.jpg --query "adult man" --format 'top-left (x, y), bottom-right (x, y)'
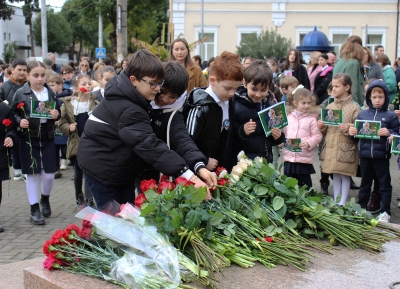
top-left (43, 57), bottom-right (58, 83)
top-left (327, 53), bottom-right (336, 67)
top-left (374, 45), bottom-right (385, 58)
top-left (47, 53), bottom-right (61, 74)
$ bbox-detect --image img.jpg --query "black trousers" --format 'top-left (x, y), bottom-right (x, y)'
top-left (358, 157), bottom-right (392, 215)
top-left (286, 172), bottom-right (312, 188)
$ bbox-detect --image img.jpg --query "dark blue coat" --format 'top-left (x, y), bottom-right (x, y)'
top-left (353, 79), bottom-right (400, 159)
top-left (232, 88), bottom-right (285, 165)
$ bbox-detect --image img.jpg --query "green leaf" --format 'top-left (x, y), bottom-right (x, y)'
top-left (185, 209), bottom-right (202, 231)
top-left (274, 182), bottom-right (287, 193)
top-left (170, 208), bottom-right (180, 219)
top-left (254, 184), bottom-right (269, 196)
top-left (171, 216), bottom-right (182, 228)
top-left (243, 176), bottom-right (252, 187)
top-left (285, 177), bottom-right (298, 188)
top-left (336, 207), bottom-right (344, 215)
top-left (272, 196), bottom-right (284, 211)
top-left (163, 216), bottom-right (175, 234)
top-left (209, 211), bottom-right (224, 226)
top-left (254, 203), bottom-right (262, 219)
top-left (144, 190), bottom-right (158, 203)
top-left (276, 204), bottom-right (287, 218)
top-left (304, 228), bottom-right (315, 235)
top-left (307, 196), bottom-right (322, 203)
top-left (315, 204), bottom-right (325, 212)
top-left (247, 166), bottom-right (258, 176)
top-left (140, 203), bottom-right (155, 216)
top-left (286, 219), bottom-right (297, 229)
top-left (188, 187), bottom-right (207, 204)
top-left (201, 210), bottom-right (214, 221)
top-left (265, 225), bottom-right (275, 233)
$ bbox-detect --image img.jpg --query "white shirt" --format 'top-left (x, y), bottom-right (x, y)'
top-left (321, 65), bottom-right (329, 72)
top-left (205, 86), bottom-right (229, 132)
top-left (71, 98), bottom-right (89, 116)
top-left (32, 87), bottom-right (49, 123)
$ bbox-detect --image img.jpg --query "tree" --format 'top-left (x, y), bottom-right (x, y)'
top-left (22, 0), bottom-right (40, 57)
top-left (0, 0), bottom-right (23, 21)
top-left (32, 9), bottom-right (73, 55)
top-left (236, 28), bottom-right (293, 60)
top-left (2, 41), bottom-right (18, 63)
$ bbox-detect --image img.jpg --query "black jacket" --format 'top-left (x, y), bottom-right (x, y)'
top-left (282, 64), bottom-right (310, 90)
top-left (0, 79), bottom-right (25, 104)
top-left (233, 90), bottom-right (285, 165)
top-left (10, 82), bottom-right (61, 139)
top-left (183, 87), bottom-right (234, 170)
top-left (0, 102), bottom-right (17, 169)
top-left (314, 67), bottom-right (333, 104)
top-left (77, 72), bottom-right (189, 186)
top-left (151, 107), bottom-right (207, 173)
top-left (351, 79), bottom-right (400, 159)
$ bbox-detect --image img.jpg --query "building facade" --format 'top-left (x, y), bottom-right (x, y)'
top-left (171, 0), bottom-right (399, 62)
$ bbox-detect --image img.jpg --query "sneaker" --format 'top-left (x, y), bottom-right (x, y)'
top-left (60, 159), bottom-right (68, 170)
top-left (86, 198), bottom-right (96, 208)
top-left (397, 201), bottom-right (400, 208)
top-left (366, 192), bottom-right (381, 214)
top-left (321, 183), bottom-right (329, 195)
top-left (76, 192), bottom-right (85, 208)
top-left (377, 212), bottom-right (391, 223)
top-left (22, 174), bottom-right (27, 182)
top-left (13, 169), bottom-right (22, 180)
top-left (54, 170), bottom-right (62, 179)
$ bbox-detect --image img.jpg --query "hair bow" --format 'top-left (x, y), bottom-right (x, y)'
top-left (291, 84), bottom-right (304, 95)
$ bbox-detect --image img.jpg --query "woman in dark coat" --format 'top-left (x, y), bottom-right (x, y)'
top-left (282, 49), bottom-right (310, 90)
top-left (314, 53), bottom-right (333, 104)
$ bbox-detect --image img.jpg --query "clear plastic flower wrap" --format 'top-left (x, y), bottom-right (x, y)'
top-left (75, 206), bottom-right (180, 289)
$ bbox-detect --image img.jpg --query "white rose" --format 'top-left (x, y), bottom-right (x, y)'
top-left (231, 166), bottom-right (244, 177)
top-left (238, 160), bottom-right (248, 171)
top-left (219, 170), bottom-right (228, 178)
top-left (237, 151), bottom-right (246, 162)
top-left (255, 157), bottom-right (264, 163)
top-left (229, 177), bottom-right (237, 185)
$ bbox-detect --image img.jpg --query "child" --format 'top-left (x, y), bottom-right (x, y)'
top-left (314, 53), bottom-right (333, 105)
top-left (279, 75), bottom-right (299, 104)
top-left (0, 59), bottom-right (27, 181)
top-left (136, 61), bottom-right (215, 190)
top-left (10, 61), bottom-right (61, 225)
top-left (183, 51), bottom-right (244, 171)
top-left (48, 75), bottom-right (72, 176)
top-left (0, 102), bottom-right (17, 232)
top-left (317, 73), bottom-right (360, 206)
top-left (349, 79), bottom-right (399, 222)
top-left (61, 65), bottom-right (74, 90)
top-left (282, 88), bottom-right (322, 188)
top-left (59, 74), bottom-right (97, 208)
top-left (232, 60), bottom-right (284, 167)
top-left (77, 50), bottom-right (216, 210)
top-left (93, 66), bottom-right (116, 102)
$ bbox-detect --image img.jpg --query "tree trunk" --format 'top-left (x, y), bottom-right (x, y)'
top-left (109, 31), bottom-right (117, 55)
top-left (68, 41), bottom-right (75, 61)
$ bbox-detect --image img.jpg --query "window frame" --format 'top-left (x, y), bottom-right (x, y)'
top-left (362, 26), bottom-right (387, 54)
top-left (237, 26), bottom-right (261, 46)
top-left (329, 27), bottom-right (354, 55)
top-left (194, 25), bottom-right (219, 60)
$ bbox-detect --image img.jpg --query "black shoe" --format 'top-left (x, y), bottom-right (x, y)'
top-left (86, 198), bottom-right (96, 208)
top-left (30, 203), bottom-right (45, 225)
top-left (54, 170), bottom-right (62, 179)
top-left (397, 196), bottom-right (400, 201)
top-left (40, 194), bottom-right (52, 217)
top-left (0, 222), bottom-right (4, 233)
top-left (321, 183), bottom-right (329, 195)
top-left (76, 192), bottom-right (85, 208)
top-left (367, 192), bottom-right (381, 214)
top-left (350, 178), bottom-right (360, 190)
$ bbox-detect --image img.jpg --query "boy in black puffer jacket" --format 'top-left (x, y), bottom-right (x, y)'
top-left (232, 60), bottom-right (284, 168)
top-left (349, 79), bottom-right (400, 223)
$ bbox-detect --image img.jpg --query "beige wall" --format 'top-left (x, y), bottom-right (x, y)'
top-left (175, 1), bottom-right (398, 61)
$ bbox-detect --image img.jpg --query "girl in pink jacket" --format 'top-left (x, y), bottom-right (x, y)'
top-left (282, 87), bottom-right (322, 188)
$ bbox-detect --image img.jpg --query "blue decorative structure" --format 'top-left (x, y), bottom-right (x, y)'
top-left (297, 27), bottom-right (334, 52)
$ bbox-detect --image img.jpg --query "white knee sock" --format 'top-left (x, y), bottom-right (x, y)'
top-left (339, 175), bottom-right (350, 206)
top-left (26, 174), bottom-right (41, 205)
top-left (333, 173), bottom-right (341, 203)
top-left (41, 169), bottom-right (54, 196)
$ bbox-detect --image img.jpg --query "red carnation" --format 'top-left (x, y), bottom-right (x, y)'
top-left (160, 174), bottom-right (169, 182)
top-left (140, 179), bottom-right (157, 193)
top-left (2, 119), bottom-right (11, 127)
top-left (51, 230), bottom-right (66, 243)
top-left (215, 166), bottom-right (227, 176)
top-left (157, 181), bottom-right (176, 194)
top-left (217, 178), bottom-right (229, 186)
top-left (42, 255), bottom-right (62, 270)
top-left (265, 237), bottom-right (273, 243)
top-left (175, 176), bottom-right (194, 187)
top-left (134, 193), bottom-right (147, 208)
top-left (80, 227), bottom-right (92, 240)
top-left (16, 102), bottom-right (25, 109)
top-left (79, 87), bottom-right (88, 93)
top-left (64, 224), bottom-right (81, 241)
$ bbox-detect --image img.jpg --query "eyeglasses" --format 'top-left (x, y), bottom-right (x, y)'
top-left (81, 64), bottom-right (88, 67)
top-left (140, 78), bottom-right (164, 89)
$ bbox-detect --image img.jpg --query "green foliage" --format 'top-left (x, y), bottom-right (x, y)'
top-left (236, 28), bottom-right (293, 60)
top-left (22, 0), bottom-right (39, 25)
top-left (0, 0), bottom-right (23, 21)
top-left (2, 41), bottom-right (18, 63)
top-left (33, 9), bottom-right (73, 55)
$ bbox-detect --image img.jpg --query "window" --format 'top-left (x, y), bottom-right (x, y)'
top-left (27, 35), bottom-right (30, 42)
top-left (295, 26), bottom-right (320, 47)
top-left (194, 25), bottom-right (219, 61)
top-left (8, 33), bottom-right (10, 41)
top-left (3, 33), bottom-right (5, 41)
top-left (362, 26), bottom-right (387, 54)
top-left (237, 26), bottom-right (261, 46)
top-left (329, 27), bottom-right (353, 55)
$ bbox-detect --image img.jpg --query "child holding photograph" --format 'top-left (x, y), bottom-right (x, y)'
top-left (232, 60), bottom-right (284, 166)
top-left (349, 79), bottom-right (399, 222)
top-left (317, 73), bottom-right (360, 206)
top-left (10, 61), bottom-right (61, 225)
top-left (282, 88), bottom-right (322, 188)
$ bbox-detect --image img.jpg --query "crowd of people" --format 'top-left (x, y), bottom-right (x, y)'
top-left (0, 34), bottom-right (399, 234)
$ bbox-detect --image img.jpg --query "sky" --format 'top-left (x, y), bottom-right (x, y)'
top-left (9, 0), bottom-right (67, 12)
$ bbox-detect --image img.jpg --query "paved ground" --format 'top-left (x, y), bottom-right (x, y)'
top-left (0, 151), bottom-right (400, 265)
